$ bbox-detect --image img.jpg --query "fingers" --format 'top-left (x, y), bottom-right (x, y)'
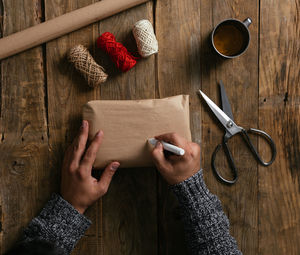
top-left (151, 141), bottom-right (171, 171)
top-left (68, 120), bottom-right (89, 169)
top-left (97, 162), bottom-right (120, 194)
top-left (190, 142), bottom-right (201, 158)
top-left (80, 130), bottom-right (104, 171)
top-left (155, 132), bottom-right (186, 147)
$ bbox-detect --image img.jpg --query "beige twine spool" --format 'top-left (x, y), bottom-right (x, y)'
top-left (133, 19), bottom-right (158, 58)
top-left (68, 44), bottom-right (108, 87)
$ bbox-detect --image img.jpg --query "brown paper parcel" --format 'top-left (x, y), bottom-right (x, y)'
top-left (82, 95), bottom-right (192, 168)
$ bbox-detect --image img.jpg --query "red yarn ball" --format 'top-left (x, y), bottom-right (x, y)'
top-left (97, 32), bottom-right (137, 72)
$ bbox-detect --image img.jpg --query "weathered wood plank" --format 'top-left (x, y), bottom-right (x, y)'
top-left (44, 0), bottom-right (100, 254)
top-left (0, 1), bottom-right (3, 251)
top-left (0, 0), bottom-right (47, 253)
top-left (96, 2), bottom-right (157, 254)
top-left (259, 0), bottom-right (300, 254)
top-left (155, 0), bottom-right (201, 253)
top-left (199, 1), bottom-right (259, 254)
top-left (0, 1), bottom-right (299, 255)
top-left (72, 236), bottom-right (97, 254)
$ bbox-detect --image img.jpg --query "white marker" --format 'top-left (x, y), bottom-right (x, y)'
top-left (148, 138), bottom-right (185, 156)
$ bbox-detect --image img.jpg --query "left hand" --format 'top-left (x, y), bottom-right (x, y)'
top-left (60, 120), bottom-right (120, 214)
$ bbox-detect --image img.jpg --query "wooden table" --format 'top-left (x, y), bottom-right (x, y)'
top-left (0, 0), bottom-right (299, 254)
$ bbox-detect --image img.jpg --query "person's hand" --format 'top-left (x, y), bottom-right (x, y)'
top-left (151, 133), bottom-right (200, 185)
top-left (61, 120), bottom-right (120, 214)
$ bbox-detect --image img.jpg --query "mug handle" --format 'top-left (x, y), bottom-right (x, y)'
top-left (243, 17), bottom-right (252, 27)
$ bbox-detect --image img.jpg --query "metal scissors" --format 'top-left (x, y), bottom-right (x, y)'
top-left (198, 81), bottom-right (276, 184)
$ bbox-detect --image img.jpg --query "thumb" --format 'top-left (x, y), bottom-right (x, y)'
top-left (97, 162), bottom-right (120, 195)
top-left (151, 142), bottom-right (170, 171)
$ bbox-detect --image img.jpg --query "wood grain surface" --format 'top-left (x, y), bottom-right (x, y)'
top-left (200, 1), bottom-right (260, 254)
top-left (45, 0), bottom-right (106, 252)
top-left (259, 0), bottom-right (300, 254)
top-left (155, 0), bottom-right (201, 253)
top-left (96, 2), bottom-right (157, 255)
top-left (0, 0), bottom-right (299, 254)
top-left (0, 0), bottom-right (48, 252)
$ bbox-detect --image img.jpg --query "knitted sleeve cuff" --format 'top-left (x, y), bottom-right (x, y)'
top-left (171, 169), bottom-right (214, 205)
top-left (24, 193), bottom-right (91, 254)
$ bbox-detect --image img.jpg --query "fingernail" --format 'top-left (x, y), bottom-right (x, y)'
top-left (96, 130), bottom-right (103, 137)
top-left (82, 120), bottom-right (87, 128)
top-left (111, 162), bottom-right (120, 171)
top-left (156, 141), bottom-right (162, 149)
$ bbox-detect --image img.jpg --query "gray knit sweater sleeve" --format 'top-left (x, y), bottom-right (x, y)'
top-left (23, 193), bottom-right (91, 254)
top-left (171, 169), bottom-right (242, 255)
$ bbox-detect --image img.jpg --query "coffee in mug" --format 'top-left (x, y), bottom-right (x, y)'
top-left (211, 18), bottom-right (252, 58)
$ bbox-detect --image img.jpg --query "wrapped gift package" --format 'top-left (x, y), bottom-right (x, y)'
top-left (82, 95), bottom-right (192, 168)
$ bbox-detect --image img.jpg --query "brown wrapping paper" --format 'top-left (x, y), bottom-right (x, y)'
top-left (0, 0), bottom-right (149, 60)
top-left (82, 95), bottom-right (192, 168)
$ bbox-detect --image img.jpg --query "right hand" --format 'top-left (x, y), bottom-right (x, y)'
top-left (151, 133), bottom-right (201, 185)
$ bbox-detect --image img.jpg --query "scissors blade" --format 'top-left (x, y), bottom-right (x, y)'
top-left (219, 80), bottom-right (234, 121)
top-left (198, 90), bottom-right (242, 136)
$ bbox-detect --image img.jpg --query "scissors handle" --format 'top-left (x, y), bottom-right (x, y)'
top-left (241, 128), bottom-right (277, 166)
top-left (211, 128), bottom-right (277, 185)
top-left (211, 141), bottom-right (238, 185)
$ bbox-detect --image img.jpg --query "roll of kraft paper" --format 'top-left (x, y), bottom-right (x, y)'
top-left (82, 95), bottom-right (192, 168)
top-left (0, 0), bottom-right (149, 60)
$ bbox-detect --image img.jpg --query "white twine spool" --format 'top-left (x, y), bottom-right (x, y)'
top-left (133, 19), bottom-right (158, 58)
